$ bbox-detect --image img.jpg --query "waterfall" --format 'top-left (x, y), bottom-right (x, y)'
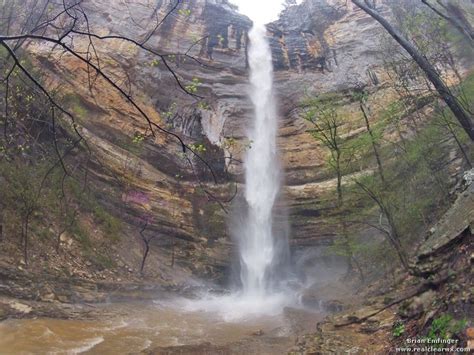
top-left (183, 22), bottom-right (292, 321)
top-left (239, 23), bottom-right (282, 297)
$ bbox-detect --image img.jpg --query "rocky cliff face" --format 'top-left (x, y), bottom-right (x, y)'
top-left (28, 0), bottom-right (469, 283)
top-left (28, 0), bottom-right (255, 282)
top-left (269, 0), bottom-right (387, 250)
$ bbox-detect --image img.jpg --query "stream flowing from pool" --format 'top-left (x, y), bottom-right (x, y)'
top-left (0, 302), bottom-right (295, 354)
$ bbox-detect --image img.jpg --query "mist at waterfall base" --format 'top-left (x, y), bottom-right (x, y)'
top-left (178, 23), bottom-right (297, 321)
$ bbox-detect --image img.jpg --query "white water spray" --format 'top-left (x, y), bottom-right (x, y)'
top-left (180, 22), bottom-right (292, 321)
top-left (239, 23), bottom-right (281, 296)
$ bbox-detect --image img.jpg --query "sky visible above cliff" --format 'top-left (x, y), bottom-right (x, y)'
top-left (232, 0), bottom-right (301, 23)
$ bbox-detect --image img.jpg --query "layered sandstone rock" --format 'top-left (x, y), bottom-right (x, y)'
top-left (27, 0), bottom-right (470, 282)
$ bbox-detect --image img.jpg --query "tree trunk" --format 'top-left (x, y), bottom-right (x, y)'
top-left (139, 222), bottom-right (150, 274)
top-left (383, 205), bottom-right (410, 270)
top-left (171, 240), bottom-right (175, 268)
top-left (352, 0), bottom-right (474, 141)
top-left (56, 230), bottom-right (64, 253)
top-left (360, 102), bottom-right (386, 184)
top-left (336, 155), bottom-right (343, 205)
top-left (140, 241), bottom-right (150, 274)
top-left (445, 117), bottom-right (472, 168)
top-left (0, 209), bottom-right (3, 242)
top-left (23, 215), bottom-right (30, 266)
top-left (355, 180), bottom-right (410, 271)
top-left (422, 0), bottom-right (474, 45)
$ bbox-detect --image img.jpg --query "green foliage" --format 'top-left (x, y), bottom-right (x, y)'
top-left (92, 204), bottom-right (121, 241)
top-left (76, 194), bottom-right (122, 241)
top-left (132, 132), bottom-right (145, 144)
top-left (0, 44), bottom-right (122, 267)
top-left (35, 225), bottom-right (52, 241)
top-left (163, 102), bottom-right (177, 121)
top-left (392, 322), bottom-right (405, 337)
top-left (305, 91), bottom-right (346, 104)
top-left (352, 115), bottom-right (451, 240)
top-left (114, 130), bottom-right (148, 155)
top-left (0, 45), bottom-right (7, 58)
top-left (327, 233), bottom-right (358, 257)
top-left (189, 142), bottom-right (206, 153)
top-left (0, 160), bottom-right (47, 218)
top-left (0, 157), bottom-right (122, 245)
top-left (392, 4), bottom-right (453, 62)
top-left (185, 78), bottom-right (200, 94)
top-left (442, 71), bottom-right (474, 145)
top-left (88, 251), bottom-right (115, 270)
top-left (197, 101), bottom-right (210, 110)
top-left (178, 8), bottom-right (191, 16)
top-left (451, 318), bottom-right (468, 335)
top-left (223, 136), bottom-right (244, 153)
top-left (70, 221), bottom-right (92, 249)
top-left (305, 80), bottom-right (470, 274)
top-left (223, 137), bottom-right (236, 148)
top-left (426, 314), bottom-right (467, 340)
top-left (217, 34), bottom-right (225, 46)
top-left (63, 94), bottom-right (87, 118)
top-left (190, 34), bottom-right (201, 43)
top-left (379, 100), bottom-right (405, 125)
top-left (303, 94), bottom-right (355, 178)
top-left (457, 72), bottom-right (474, 104)
top-left (71, 220), bottom-right (116, 269)
top-left (351, 89), bottom-right (369, 104)
top-left (149, 58), bottom-right (160, 67)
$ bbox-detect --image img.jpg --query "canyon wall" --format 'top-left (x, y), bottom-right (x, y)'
top-left (27, 0), bottom-right (470, 283)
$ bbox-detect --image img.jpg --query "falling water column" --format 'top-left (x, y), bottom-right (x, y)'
top-left (239, 23), bottom-right (281, 297)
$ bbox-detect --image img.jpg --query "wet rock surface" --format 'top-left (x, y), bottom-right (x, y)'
top-left (413, 168), bottom-right (474, 275)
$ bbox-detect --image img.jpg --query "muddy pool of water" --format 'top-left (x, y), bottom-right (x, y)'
top-left (0, 299), bottom-right (307, 354)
